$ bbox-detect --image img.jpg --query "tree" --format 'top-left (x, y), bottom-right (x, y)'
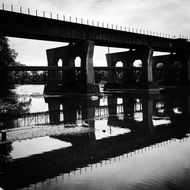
top-left (0, 36), bottom-right (18, 94)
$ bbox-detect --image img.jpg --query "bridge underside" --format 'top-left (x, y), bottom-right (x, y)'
top-left (0, 10), bottom-right (190, 94)
top-left (44, 40), bottom-right (190, 94)
top-left (44, 40), bottom-right (99, 94)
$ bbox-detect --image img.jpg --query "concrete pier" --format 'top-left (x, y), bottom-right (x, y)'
top-left (44, 40), bottom-right (99, 94)
top-left (105, 47), bottom-right (158, 91)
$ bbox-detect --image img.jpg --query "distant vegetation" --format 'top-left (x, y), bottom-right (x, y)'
top-left (0, 36), bottom-right (19, 94)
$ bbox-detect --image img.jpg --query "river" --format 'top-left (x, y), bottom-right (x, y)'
top-left (0, 85), bottom-right (190, 190)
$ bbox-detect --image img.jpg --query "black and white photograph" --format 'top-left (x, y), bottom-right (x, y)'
top-left (0, 0), bottom-right (190, 189)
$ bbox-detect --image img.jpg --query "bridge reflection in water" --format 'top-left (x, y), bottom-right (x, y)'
top-left (1, 92), bottom-right (190, 190)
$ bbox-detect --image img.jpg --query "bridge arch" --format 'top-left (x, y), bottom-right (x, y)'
top-left (58, 59), bottom-right (63, 67)
top-left (75, 56), bottom-right (81, 67)
top-left (115, 61), bottom-right (123, 67)
top-left (133, 59), bottom-right (142, 67)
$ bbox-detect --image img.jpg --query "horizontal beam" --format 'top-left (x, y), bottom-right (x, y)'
top-left (2, 66), bottom-right (80, 71)
top-left (2, 66), bottom-right (182, 72)
top-left (0, 10), bottom-right (190, 51)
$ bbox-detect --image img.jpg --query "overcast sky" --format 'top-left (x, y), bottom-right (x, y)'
top-left (2, 0), bottom-right (190, 66)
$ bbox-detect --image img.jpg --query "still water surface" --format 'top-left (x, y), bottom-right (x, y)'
top-left (0, 85), bottom-right (190, 190)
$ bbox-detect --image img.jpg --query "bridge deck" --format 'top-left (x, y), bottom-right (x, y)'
top-left (0, 10), bottom-right (190, 51)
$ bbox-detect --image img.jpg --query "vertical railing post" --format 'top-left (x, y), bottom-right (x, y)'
top-left (11, 4), bottom-right (13, 11)
top-left (2, 131), bottom-right (6, 141)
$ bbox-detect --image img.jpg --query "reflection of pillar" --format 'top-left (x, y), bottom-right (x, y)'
top-left (163, 98), bottom-right (176, 124)
top-left (123, 96), bottom-right (135, 131)
top-left (62, 100), bottom-right (77, 124)
top-left (142, 98), bottom-right (154, 134)
top-left (107, 96), bottom-right (118, 126)
top-left (48, 101), bottom-right (61, 124)
top-left (180, 96), bottom-right (190, 123)
top-left (188, 96), bottom-right (190, 117)
top-left (81, 99), bottom-right (96, 127)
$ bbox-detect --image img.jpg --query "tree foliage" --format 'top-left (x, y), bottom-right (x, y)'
top-left (0, 36), bottom-right (17, 66)
top-left (0, 36), bottom-right (18, 93)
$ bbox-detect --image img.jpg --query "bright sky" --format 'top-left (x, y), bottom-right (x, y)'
top-left (1, 0), bottom-right (190, 66)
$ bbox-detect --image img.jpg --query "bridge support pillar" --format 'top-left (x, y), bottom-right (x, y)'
top-left (106, 49), bottom-right (135, 88)
top-left (142, 98), bottom-right (154, 134)
top-left (176, 51), bottom-right (190, 86)
top-left (44, 40), bottom-right (99, 94)
top-left (80, 40), bottom-right (99, 93)
top-left (140, 47), bottom-right (158, 89)
top-left (105, 47), bottom-right (158, 91)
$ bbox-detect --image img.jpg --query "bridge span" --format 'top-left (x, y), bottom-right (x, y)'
top-left (1, 7), bottom-right (190, 93)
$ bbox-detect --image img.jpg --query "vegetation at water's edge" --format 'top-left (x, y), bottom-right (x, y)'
top-left (0, 36), bottom-right (18, 94)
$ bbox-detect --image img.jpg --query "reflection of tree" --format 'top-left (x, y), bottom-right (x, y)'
top-left (0, 142), bottom-right (13, 162)
top-left (0, 92), bottom-right (32, 128)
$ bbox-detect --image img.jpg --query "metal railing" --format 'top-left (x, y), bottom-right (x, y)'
top-left (0, 2), bottom-right (189, 40)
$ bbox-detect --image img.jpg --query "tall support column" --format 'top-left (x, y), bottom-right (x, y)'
top-left (142, 98), bottom-right (154, 134)
top-left (106, 54), bottom-right (117, 83)
top-left (177, 51), bottom-right (190, 85)
top-left (46, 49), bottom-right (61, 85)
top-left (80, 40), bottom-right (99, 93)
top-left (141, 47), bottom-right (155, 88)
top-left (123, 49), bottom-right (135, 85)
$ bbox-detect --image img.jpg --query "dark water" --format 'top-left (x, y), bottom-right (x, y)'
top-left (1, 85), bottom-right (190, 190)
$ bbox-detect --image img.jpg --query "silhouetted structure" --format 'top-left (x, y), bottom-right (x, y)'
top-left (1, 9), bottom-right (190, 93)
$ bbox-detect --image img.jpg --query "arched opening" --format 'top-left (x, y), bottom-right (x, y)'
top-left (117, 98), bottom-right (123, 105)
top-left (115, 61), bottom-right (123, 67)
top-left (173, 61), bottom-right (182, 82)
top-left (155, 62), bottom-right (164, 68)
top-left (57, 59), bottom-right (63, 82)
top-left (115, 61), bottom-right (123, 82)
top-left (75, 56), bottom-right (81, 67)
top-left (154, 63), bottom-right (164, 83)
top-left (74, 56), bottom-right (81, 82)
top-left (133, 60), bottom-right (142, 83)
top-left (133, 60), bottom-right (142, 67)
top-left (174, 61), bottom-right (182, 69)
top-left (57, 59), bottom-right (63, 67)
